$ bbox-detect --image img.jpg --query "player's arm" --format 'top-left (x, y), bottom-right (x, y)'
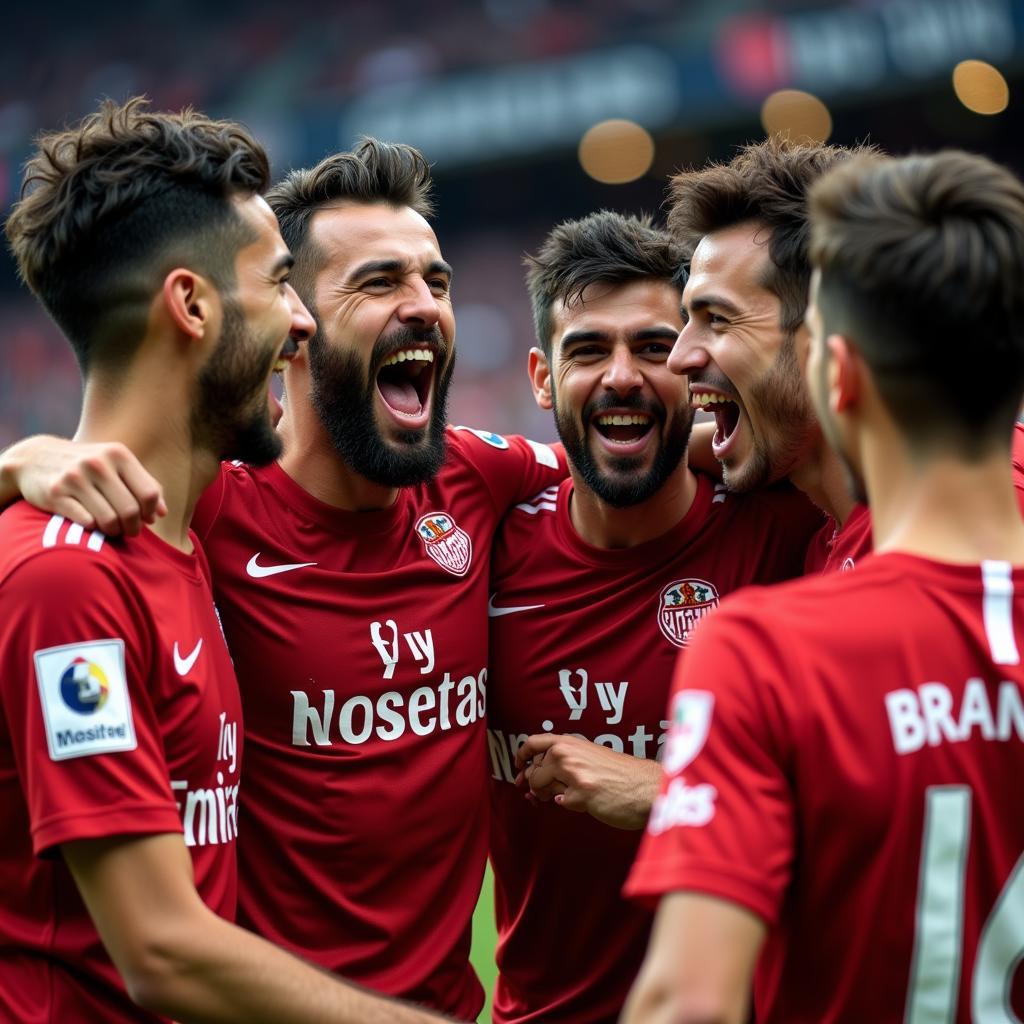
top-left (515, 733), bottom-right (661, 830)
top-left (620, 891), bottom-right (765, 1024)
top-left (63, 832), bottom-right (450, 1024)
top-left (0, 434), bottom-right (165, 535)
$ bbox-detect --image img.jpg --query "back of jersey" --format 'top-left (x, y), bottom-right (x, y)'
top-left (627, 551), bottom-right (1024, 1023)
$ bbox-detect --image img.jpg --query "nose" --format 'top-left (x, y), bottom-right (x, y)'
top-left (287, 284), bottom-right (316, 344)
top-left (602, 345), bottom-right (643, 396)
top-left (668, 321), bottom-right (708, 377)
top-left (397, 277), bottom-right (442, 329)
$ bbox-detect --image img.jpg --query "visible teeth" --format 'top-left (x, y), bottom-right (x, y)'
top-left (595, 413), bottom-right (650, 426)
top-left (273, 357), bottom-right (288, 372)
top-left (381, 348), bottom-right (435, 368)
top-left (691, 392), bottom-right (729, 406)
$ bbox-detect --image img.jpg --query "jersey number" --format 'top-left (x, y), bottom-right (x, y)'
top-left (906, 786), bottom-right (1024, 1023)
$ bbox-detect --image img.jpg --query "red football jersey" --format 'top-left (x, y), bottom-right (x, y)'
top-left (0, 505), bottom-right (242, 1024)
top-left (806, 423), bottom-right (1024, 574)
top-left (627, 552), bottom-right (1024, 1023)
top-left (803, 502), bottom-right (872, 574)
top-left (487, 474), bottom-right (823, 1024)
top-left (191, 426), bottom-right (565, 1020)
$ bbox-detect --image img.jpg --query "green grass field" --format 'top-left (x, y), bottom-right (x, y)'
top-left (470, 864), bottom-right (498, 1023)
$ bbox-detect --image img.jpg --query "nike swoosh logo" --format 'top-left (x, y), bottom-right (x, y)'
top-left (173, 639), bottom-right (203, 676)
top-left (246, 553), bottom-right (318, 578)
top-left (487, 594), bottom-right (545, 617)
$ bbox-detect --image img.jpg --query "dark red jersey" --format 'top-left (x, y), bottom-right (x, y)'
top-left (627, 553), bottom-right (1024, 1023)
top-left (803, 502), bottom-right (872, 574)
top-left (191, 426), bottom-right (565, 1020)
top-left (806, 423), bottom-right (1024, 574)
top-left (487, 474), bottom-right (822, 1023)
top-left (0, 505), bottom-right (241, 1024)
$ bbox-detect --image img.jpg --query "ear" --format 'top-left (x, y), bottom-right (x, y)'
top-left (528, 346), bottom-right (554, 411)
top-left (827, 334), bottom-right (861, 414)
top-left (161, 268), bottom-right (219, 342)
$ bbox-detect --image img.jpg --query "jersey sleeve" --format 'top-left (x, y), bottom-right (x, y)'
top-left (451, 427), bottom-right (567, 513)
top-left (0, 551), bottom-right (183, 856)
top-left (625, 601), bottom-right (797, 926)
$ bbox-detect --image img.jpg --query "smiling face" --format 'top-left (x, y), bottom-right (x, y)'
top-left (670, 221), bottom-right (817, 492)
top-left (536, 278), bottom-right (690, 507)
top-left (193, 193), bottom-right (314, 465)
top-left (299, 201), bottom-right (456, 485)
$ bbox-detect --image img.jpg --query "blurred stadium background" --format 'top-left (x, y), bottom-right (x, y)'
top-left (2, 1), bottom-right (1023, 1017)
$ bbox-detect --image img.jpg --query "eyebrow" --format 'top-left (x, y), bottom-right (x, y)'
top-left (347, 257), bottom-right (454, 283)
top-left (686, 294), bottom-right (743, 316)
top-left (559, 325), bottom-right (679, 350)
top-left (271, 254), bottom-right (295, 276)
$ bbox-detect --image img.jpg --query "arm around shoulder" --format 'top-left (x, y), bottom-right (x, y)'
top-left (0, 435), bottom-right (164, 535)
top-left (63, 833), bottom-right (450, 1024)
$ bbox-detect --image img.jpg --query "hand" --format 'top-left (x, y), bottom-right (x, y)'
top-left (515, 733), bottom-right (663, 830)
top-left (0, 435), bottom-right (165, 536)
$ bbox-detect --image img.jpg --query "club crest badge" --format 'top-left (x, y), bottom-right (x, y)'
top-left (658, 578), bottom-right (720, 648)
top-left (663, 690), bottom-right (715, 774)
top-left (416, 512), bottom-right (473, 576)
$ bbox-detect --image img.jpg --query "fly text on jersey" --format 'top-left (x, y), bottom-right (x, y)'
top-left (885, 679), bottom-right (1024, 754)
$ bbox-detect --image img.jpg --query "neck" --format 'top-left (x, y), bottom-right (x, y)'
top-left (568, 461), bottom-right (699, 549)
top-left (77, 375), bottom-right (219, 552)
top-left (276, 400), bottom-right (400, 511)
top-left (788, 433), bottom-right (857, 526)
top-left (866, 441), bottom-right (1024, 565)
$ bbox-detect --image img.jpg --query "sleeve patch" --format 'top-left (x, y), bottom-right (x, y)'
top-left (34, 639), bottom-right (137, 761)
top-left (453, 426), bottom-right (510, 450)
top-left (526, 438), bottom-right (559, 468)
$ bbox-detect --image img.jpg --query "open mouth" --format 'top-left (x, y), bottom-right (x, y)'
top-left (691, 389), bottom-right (741, 454)
top-left (375, 346), bottom-right (436, 426)
top-left (272, 336), bottom-right (299, 373)
top-left (592, 411), bottom-right (655, 446)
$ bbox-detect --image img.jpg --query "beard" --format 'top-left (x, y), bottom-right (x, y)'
top-left (308, 324), bottom-right (453, 487)
top-left (728, 333), bottom-right (818, 492)
top-left (553, 390), bottom-right (693, 508)
top-left (192, 297), bottom-right (282, 466)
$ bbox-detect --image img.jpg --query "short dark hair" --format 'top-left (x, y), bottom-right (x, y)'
top-left (5, 96), bottom-right (269, 374)
top-left (810, 149), bottom-right (1024, 456)
top-left (668, 136), bottom-right (878, 335)
top-left (266, 138), bottom-right (435, 303)
top-left (525, 210), bottom-right (685, 357)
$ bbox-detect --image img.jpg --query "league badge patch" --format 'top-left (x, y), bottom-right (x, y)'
top-left (663, 690), bottom-right (715, 775)
top-left (658, 578), bottom-right (720, 648)
top-left (416, 512), bottom-right (473, 577)
top-left (34, 638), bottom-right (136, 761)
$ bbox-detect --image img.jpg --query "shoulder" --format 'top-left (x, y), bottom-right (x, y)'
top-left (447, 425), bottom-right (562, 476)
top-left (0, 506), bottom-right (119, 587)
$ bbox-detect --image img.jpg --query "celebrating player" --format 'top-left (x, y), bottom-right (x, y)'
top-left (670, 136), bottom-right (1024, 572)
top-left (486, 211), bottom-right (820, 1023)
top-left (1, 139), bottom-right (567, 1019)
top-left (0, 99), bottom-right (450, 1024)
top-left (623, 149), bottom-right (1024, 1023)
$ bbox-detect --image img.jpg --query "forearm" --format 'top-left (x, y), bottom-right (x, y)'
top-left (137, 908), bottom-right (449, 1024)
top-left (0, 436), bottom-right (46, 509)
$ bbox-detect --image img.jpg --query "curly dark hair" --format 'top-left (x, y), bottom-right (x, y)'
top-left (5, 96), bottom-right (269, 373)
top-left (266, 138), bottom-right (435, 304)
top-left (667, 136), bottom-right (879, 336)
top-left (810, 149), bottom-right (1024, 455)
top-left (525, 210), bottom-right (685, 357)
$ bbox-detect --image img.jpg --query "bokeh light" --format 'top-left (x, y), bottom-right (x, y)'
top-left (578, 119), bottom-right (656, 184)
top-left (953, 60), bottom-right (1009, 115)
top-left (760, 89), bottom-right (832, 143)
